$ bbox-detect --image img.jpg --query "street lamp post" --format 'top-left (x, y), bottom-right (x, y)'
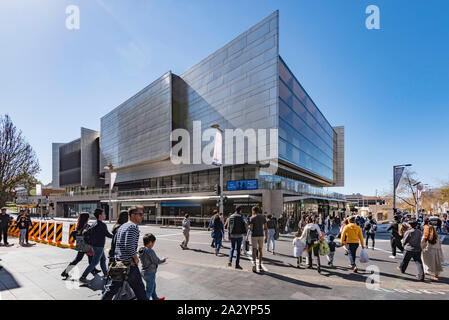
top-left (104, 163), bottom-right (114, 223)
top-left (393, 164), bottom-right (412, 214)
top-left (210, 124), bottom-right (224, 214)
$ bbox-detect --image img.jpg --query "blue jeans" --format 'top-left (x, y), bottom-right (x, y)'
top-left (229, 237), bottom-right (243, 266)
top-left (347, 243), bottom-right (359, 267)
top-left (81, 247), bottom-right (107, 278)
top-left (267, 229), bottom-right (276, 251)
top-left (214, 233), bottom-right (223, 251)
top-left (142, 272), bottom-right (159, 300)
top-left (102, 265), bottom-right (148, 300)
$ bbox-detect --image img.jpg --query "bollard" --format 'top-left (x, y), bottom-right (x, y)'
top-left (39, 222), bottom-right (48, 244)
top-left (47, 222), bottom-right (55, 246)
top-left (55, 223), bottom-right (64, 247)
top-left (68, 223), bottom-right (76, 249)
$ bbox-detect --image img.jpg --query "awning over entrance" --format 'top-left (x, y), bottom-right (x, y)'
top-left (283, 195), bottom-right (351, 203)
top-left (100, 194), bottom-right (262, 203)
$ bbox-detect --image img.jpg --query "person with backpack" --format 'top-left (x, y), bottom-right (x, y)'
top-left (266, 214), bottom-right (278, 255)
top-left (79, 208), bottom-right (113, 283)
top-left (341, 216), bottom-right (364, 273)
top-left (227, 206), bottom-right (248, 269)
top-left (364, 215), bottom-right (377, 250)
top-left (61, 212), bottom-right (99, 279)
top-left (387, 215), bottom-right (404, 259)
top-left (299, 216), bottom-right (322, 273)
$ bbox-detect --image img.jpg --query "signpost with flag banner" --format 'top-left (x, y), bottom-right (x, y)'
top-left (393, 164), bottom-right (411, 214)
top-left (104, 163), bottom-right (116, 222)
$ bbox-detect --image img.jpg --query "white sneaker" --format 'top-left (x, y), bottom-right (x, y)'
top-left (389, 255), bottom-right (396, 259)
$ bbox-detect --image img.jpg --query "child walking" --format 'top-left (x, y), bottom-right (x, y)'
top-left (292, 231), bottom-right (306, 268)
top-left (18, 216), bottom-right (28, 246)
top-left (327, 235), bottom-right (338, 267)
top-left (139, 233), bottom-right (167, 300)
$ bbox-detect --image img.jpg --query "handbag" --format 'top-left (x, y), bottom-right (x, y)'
top-left (75, 235), bottom-right (93, 253)
top-left (107, 260), bottom-right (131, 281)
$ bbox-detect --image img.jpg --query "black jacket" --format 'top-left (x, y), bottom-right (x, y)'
top-left (0, 214), bottom-right (11, 228)
top-left (387, 222), bottom-right (401, 239)
top-left (89, 220), bottom-right (113, 248)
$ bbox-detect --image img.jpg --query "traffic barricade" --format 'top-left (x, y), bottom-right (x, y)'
top-left (55, 223), bottom-right (65, 247)
top-left (68, 223), bottom-right (76, 248)
top-left (30, 221), bottom-right (40, 241)
top-left (47, 222), bottom-right (55, 245)
top-left (39, 221), bottom-right (48, 244)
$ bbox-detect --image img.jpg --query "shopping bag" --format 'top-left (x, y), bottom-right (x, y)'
top-left (359, 249), bottom-right (370, 263)
top-left (319, 240), bottom-right (330, 256)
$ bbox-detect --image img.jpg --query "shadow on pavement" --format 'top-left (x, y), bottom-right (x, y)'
top-left (262, 270), bottom-right (332, 290)
top-left (0, 266), bottom-right (21, 291)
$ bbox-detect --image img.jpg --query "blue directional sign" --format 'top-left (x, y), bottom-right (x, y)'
top-left (226, 179), bottom-right (258, 191)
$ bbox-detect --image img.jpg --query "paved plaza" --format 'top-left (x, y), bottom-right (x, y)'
top-left (0, 224), bottom-right (448, 300)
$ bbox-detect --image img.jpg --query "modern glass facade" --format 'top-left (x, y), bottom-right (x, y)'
top-left (278, 57), bottom-right (335, 181)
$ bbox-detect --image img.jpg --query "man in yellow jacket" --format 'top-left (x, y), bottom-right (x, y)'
top-left (341, 216), bottom-right (365, 272)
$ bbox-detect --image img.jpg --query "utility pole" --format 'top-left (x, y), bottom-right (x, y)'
top-left (210, 124), bottom-right (224, 214)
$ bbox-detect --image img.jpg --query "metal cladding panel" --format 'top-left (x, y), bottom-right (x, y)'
top-left (59, 139), bottom-right (81, 186)
top-left (173, 11), bottom-right (280, 167)
top-left (81, 128), bottom-right (101, 187)
top-left (333, 126), bottom-right (345, 187)
top-left (100, 72), bottom-right (172, 172)
top-left (52, 143), bottom-right (64, 189)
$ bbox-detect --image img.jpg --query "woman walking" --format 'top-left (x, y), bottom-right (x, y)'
top-left (421, 221), bottom-right (444, 281)
top-left (61, 212), bottom-right (99, 279)
top-left (108, 210), bottom-right (129, 262)
top-left (209, 213), bottom-right (224, 255)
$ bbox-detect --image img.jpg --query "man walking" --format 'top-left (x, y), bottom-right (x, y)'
top-left (102, 206), bottom-right (148, 300)
top-left (180, 214), bottom-right (190, 250)
top-left (227, 206), bottom-right (248, 269)
top-left (397, 220), bottom-right (425, 281)
top-left (341, 216), bottom-right (364, 273)
top-left (0, 208), bottom-right (11, 246)
top-left (387, 215), bottom-right (404, 259)
top-left (79, 208), bottom-right (113, 283)
top-left (266, 214), bottom-right (278, 254)
top-left (249, 206), bottom-right (268, 273)
top-left (364, 215), bottom-right (377, 250)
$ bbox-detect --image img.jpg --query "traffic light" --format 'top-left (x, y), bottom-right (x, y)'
top-left (214, 184), bottom-right (221, 195)
top-left (223, 196), bottom-right (228, 205)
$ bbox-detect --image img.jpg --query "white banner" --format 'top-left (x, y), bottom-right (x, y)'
top-left (110, 172), bottom-right (117, 191)
top-left (36, 184), bottom-right (42, 196)
top-left (212, 129), bottom-right (222, 165)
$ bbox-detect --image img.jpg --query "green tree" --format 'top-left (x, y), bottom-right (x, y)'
top-left (0, 115), bottom-right (40, 208)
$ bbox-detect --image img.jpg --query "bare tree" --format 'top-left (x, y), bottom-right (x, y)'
top-left (0, 114), bottom-right (40, 208)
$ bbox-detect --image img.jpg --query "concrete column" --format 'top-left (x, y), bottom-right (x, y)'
top-left (56, 202), bottom-right (64, 217)
top-left (262, 190), bottom-right (283, 218)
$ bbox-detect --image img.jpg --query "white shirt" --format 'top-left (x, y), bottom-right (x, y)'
top-left (292, 237), bottom-right (305, 257)
top-left (299, 223), bottom-right (322, 241)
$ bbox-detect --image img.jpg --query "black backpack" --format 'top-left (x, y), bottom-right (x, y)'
top-left (308, 228), bottom-right (319, 243)
top-left (229, 214), bottom-right (246, 235)
top-left (82, 225), bottom-right (93, 245)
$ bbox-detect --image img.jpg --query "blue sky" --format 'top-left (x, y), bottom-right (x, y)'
top-left (1, 0), bottom-right (448, 196)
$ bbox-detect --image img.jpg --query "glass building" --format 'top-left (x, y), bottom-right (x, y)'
top-left (51, 11), bottom-right (346, 224)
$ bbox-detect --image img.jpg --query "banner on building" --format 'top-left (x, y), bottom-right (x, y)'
top-left (212, 129), bottom-right (222, 166)
top-left (394, 167), bottom-right (404, 191)
top-left (110, 172), bottom-right (117, 191)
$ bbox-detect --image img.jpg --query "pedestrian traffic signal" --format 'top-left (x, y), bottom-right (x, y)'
top-left (214, 184), bottom-right (221, 195)
top-left (223, 196), bottom-right (228, 204)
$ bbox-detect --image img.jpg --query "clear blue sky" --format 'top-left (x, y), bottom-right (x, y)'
top-left (1, 0), bottom-right (448, 196)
